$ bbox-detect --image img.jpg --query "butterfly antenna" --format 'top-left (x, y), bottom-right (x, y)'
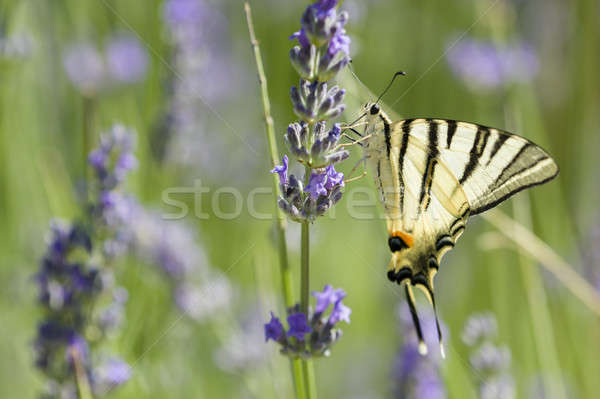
top-left (375, 71), bottom-right (406, 105)
top-left (405, 284), bottom-right (428, 355)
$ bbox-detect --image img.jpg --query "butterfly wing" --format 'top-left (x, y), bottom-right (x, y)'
top-left (375, 117), bottom-right (557, 355)
top-left (402, 118), bottom-right (559, 215)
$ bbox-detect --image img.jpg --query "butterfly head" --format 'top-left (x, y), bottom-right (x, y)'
top-left (362, 102), bottom-right (389, 131)
top-left (367, 102), bottom-right (380, 116)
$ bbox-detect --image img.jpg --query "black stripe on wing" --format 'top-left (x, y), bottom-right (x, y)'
top-left (459, 126), bottom-right (490, 184)
top-left (398, 119), bottom-right (413, 213)
top-left (446, 120), bottom-right (457, 148)
top-left (418, 119), bottom-right (439, 211)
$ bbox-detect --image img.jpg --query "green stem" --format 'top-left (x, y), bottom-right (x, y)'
top-left (244, 1), bottom-right (294, 309)
top-left (302, 359), bottom-right (317, 399)
top-left (71, 347), bottom-right (94, 399)
top-left (300, 167), bottom-right (316, 398)
top-left (301, 221), bottom-right (310, 315)
top-left (244, 4), bottom-right (303, 398)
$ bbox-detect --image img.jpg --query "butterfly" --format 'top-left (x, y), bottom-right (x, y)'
top-left (347, 96), bottom-right (558, 357)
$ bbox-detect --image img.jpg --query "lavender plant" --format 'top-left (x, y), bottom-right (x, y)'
top-left (252, 1), bottom-right (352, 397)
top-left (34, 125), bottom-right (137, 398)
top-left (462, 312), bottom-right (516, 399)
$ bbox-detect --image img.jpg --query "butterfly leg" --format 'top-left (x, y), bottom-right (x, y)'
top-left (335, 133), bottom-right (373, 150)
top-left (341, 120), bottom-right (367, 131)
top-left (344, 156), bottom-right (367, 183)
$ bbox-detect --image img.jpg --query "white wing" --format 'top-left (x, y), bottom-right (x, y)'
top-left (401, 118), bottom-right (559, 215)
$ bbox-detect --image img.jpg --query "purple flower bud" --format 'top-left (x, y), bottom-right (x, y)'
top-left (264, 312), bottom-right (285, 342)
top-left (287, 313), bottom-right (312, 340)
top-left (324, 164), bottom-right (344, 189)
top-left (327, 25), bottom-right (351, 57)
top-left (324, 150), bottom-right (349, 164)
top-left (328, 300), bottom-right (351, 325)
top-left (305, 172), bottom-right (328, 199)
top-left (290, 29), bottom-right (310, 49)
top-left (326, 123), bottom-right (342, 143)
top-left (312, 284), bottom-right (346, 314)
top-left (270, 155), bottom-right (289, 186)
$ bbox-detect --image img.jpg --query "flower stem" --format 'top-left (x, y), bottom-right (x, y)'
top-left (71, 347), bottom-right (94, 399)
top-left (244, 1), bottom-right (294, 310)
top-left (300, 190), bottom-right (316, 398)
top-left (244, 4), bottom-right (303, 398)
top-left (302, 359), bottom-right (317, 399)
top-left (301, 221), bottom-right (310, 315)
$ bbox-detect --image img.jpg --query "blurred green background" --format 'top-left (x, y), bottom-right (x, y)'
top-left (1, 0), bottom-right (599, 397)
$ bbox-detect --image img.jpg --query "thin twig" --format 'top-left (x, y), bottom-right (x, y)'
top-left (244, 1), bottom-right (294, 308)
top-left (244, 3), bottom-right (305, 399)
top-left (482, 209), bottom-right (600, 317)
top-left (71, 347), bottom-right (94, 399)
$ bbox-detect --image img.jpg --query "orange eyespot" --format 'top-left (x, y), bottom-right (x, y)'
top-left (391, 231), bottom-right (414, 248)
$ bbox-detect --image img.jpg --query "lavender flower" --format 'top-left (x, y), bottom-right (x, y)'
top-left (106, 34), bottom-right (148, 84)
top-left (264, 285), bottom-right (350, 358)
top-left (446, 37), bottom-right (539, 91)
top-left (33, 125), bottom-right (142, 397)
top-left (34, 220), bottom-right (130, 397)
top-left (63, 42), bottom-right (105, 96)
top-left (162, 0), bottom-right (252, 179)
top-left (63, 37), bottom-right (149, 96)
top-left (273, 157), bottom-right (345, 223)
top-left (270, 155), bottom-right (289, 185)
top-left (274, 0), bottom-right (351, 223)
top-left (312, 284), bottom-right (345, 314)
top-left (392, 305), bottom-right (446, 399)
top-left (88, 125), bottom-right (138, 261)
top-left (265, 313), bottom-right (285, 342)
top-left (290, 0), bottom-right (350, 81)
top-left (287, 313), bottom-right (313, 340)
top-left (462, 313), bottom-right (515, 399)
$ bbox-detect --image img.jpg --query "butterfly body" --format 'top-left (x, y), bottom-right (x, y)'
top-left (359, 103), bottom-right (558, 355)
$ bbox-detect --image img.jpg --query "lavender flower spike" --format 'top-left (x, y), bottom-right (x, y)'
top-left (265, 284), bottom-right (350, 358)
top-left (463, 312), bottom-right (516, 399)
